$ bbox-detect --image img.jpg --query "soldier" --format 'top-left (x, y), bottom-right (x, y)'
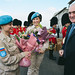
top-left (0, 15), bottom-right (30, 75)
top-left (49, 17), bottom-right (58, 60)
top-left (27, 12), bottom-right (49, 75)
top-left (23, 21), bottom-right (29, 32)
top-left (25, 11), bottom-right (36, 33)
top-left (17, 20), bottom-right (23, 33)
top-left (61, 13), bottom-right (71, 43)
top-left (12, 19), bottom-right (23, 35)
top-left (10, 19), bottom-right (18, 35)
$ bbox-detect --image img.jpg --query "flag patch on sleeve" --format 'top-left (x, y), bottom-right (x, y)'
top-left (0, 47), bottom-right (7, 57)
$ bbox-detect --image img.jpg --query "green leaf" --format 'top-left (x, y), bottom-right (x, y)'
top-left (15, 35), bottom-right (20, 42)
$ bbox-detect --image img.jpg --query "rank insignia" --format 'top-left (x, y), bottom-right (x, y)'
top-left (0, 47), bottom-right (7, 57)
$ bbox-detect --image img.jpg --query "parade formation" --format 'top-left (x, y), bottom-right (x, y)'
top-left (0, 2), bottom-right (75, 75)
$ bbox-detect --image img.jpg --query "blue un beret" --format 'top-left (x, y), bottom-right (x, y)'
top-left (0, 15), bottom-right (13, 25)
top-left (31, 12), bottom-right (40, 20)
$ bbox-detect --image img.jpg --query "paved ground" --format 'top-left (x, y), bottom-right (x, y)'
top-left (20, 50), bottom-right (64, 75)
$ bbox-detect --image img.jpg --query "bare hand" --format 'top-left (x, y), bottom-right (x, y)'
top-left (59, 50), bottom-right (64, 56)
top-left (39, 49), bottom-right (45, 54)
top-left (24, 52), bottom-right (31, 58)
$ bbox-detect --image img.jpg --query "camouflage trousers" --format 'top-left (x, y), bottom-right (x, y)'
top-left (27, 52), bottom-right (44, 75)
top-left (0, 68), bottom-right (20, 75)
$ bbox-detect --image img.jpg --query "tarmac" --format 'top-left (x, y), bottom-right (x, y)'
top-left (20, 50), bottom-right (64, 75)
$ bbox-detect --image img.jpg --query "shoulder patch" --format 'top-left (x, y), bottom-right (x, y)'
top-left (0, 47), bottom-right (7, 57)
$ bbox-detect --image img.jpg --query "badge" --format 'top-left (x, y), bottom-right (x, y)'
top-left (0, 47), bottom-right (7, 57)
top-left (37, 14), bottom-right (39, 16)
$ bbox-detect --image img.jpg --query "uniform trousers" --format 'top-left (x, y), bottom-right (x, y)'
top-left (27, 52), bottom-right (44, 75)
top-left (0, 68), bottom-right (20, 75)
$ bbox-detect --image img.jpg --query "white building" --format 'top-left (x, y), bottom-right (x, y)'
top-left (54, 7), bottom-right (68, 32)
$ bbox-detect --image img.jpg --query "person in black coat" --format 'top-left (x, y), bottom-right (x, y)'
top-left (59, 3), bottom-right (75, 75)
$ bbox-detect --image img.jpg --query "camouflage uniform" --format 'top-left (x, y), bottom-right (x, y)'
top-left (26, 26), bottom-right (49, 75)
top-left (0, 32), bottom-right (26, 75)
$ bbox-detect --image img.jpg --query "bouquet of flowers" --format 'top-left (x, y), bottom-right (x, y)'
top-left (15, 31), bottom-right (38, 67)
top-left (32, 27), bottom-right (54, 52)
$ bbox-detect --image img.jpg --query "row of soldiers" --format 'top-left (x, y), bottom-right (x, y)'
top-left (10, 19), bottom-right (27, 35)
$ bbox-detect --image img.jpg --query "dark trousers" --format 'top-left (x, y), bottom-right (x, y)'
top-left (49, 50), bottom-right (54, 59)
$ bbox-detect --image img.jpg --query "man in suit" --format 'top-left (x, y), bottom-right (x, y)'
top-left (59, 3), bottom-right (75, 75)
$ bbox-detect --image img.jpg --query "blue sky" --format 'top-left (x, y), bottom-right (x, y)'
top-left (0, 0), bottom-right (71, 28)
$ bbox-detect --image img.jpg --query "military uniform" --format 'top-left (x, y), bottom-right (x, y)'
top-left (10, 19), bottom-right (24, 36)
top-left (49, 28), bottom-right (57, 60)
top-left (26, 25), bottom-right (49, 75)
top-left (62, 26), bottom-right (67, 44)
top-left (10, 19), bottom-right (18, 35)
top-left (22, 27), bottom-right (26, 32)
top-left (10, 28), bottom-right (18, 35)
top-left (62, 26), bottom-right (67, 38)
top-left (61, 13), bottom-right (71, 44)
top-left (49, 28), bottom-right (57, 44)
top-left (49, 17), bottom-right (58, 60)
top-left (17, 27), bottom-right (23, 33)
top-left (10, 27), bottom-right (24, 36)
top-left (0, 32), bottom-right (26, 75)
top-left (26, 12), bottom-right (48, 75)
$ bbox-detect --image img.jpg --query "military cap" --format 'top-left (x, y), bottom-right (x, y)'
top-left (31, 12), bottom-right (42, 21)
top-left (24, 21), bottom-right (29, 27)
top-left (0, 15), bottom-right (13, 25)
top-left (28, 11), bottom-right (35, 24)
top-left (50, 17), bottom-right (58, 27)
top-left (18, 20), bottom-right (22, 26)
top-left (13, 19), bottom-right (18, 26)
top-left (61, 13), bottom-right (71, 26)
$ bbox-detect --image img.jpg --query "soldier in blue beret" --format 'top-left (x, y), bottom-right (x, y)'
top-left (31, 12), bottom-right (42, 22)
top-left (27, 12), bottom-right (49, 75)
top-left (0, 15), bottom-right (13, 25)
top-left (0, 15), bottom-right (30, 75)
